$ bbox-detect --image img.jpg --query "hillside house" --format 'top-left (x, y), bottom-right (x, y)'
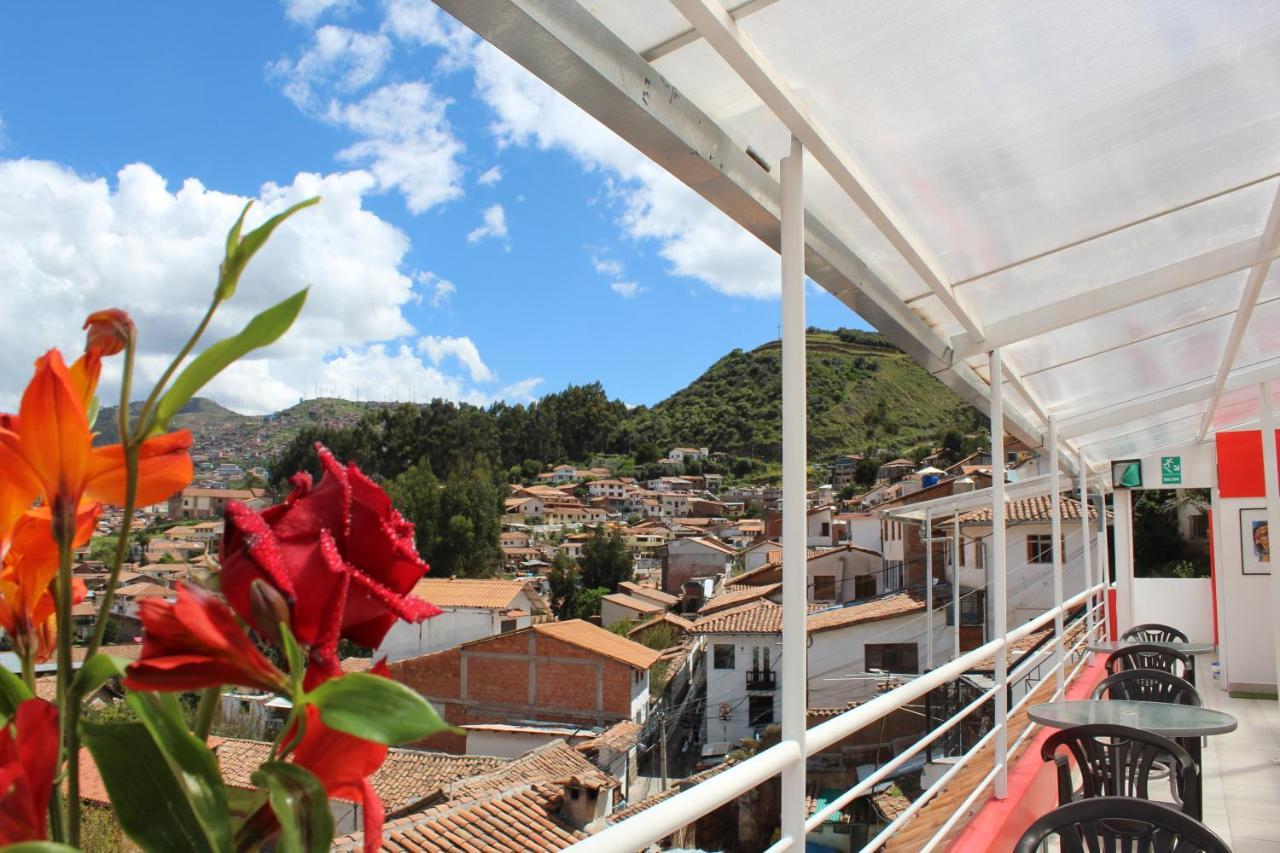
top-left (388, 620), bottom-right (661, 753)
top-left (376, 578), bottom-right (539, 662)
top-left (764, 505), bottom-right (839, 547)
top-left (500, 530), bottom-right (531, 548)
top-left (875, 473), bottom-right (993, 594)
top-left (875, 458), bottom-right (916, 482)
top-left (659, 492), bottom-right (691, 518)
top-left (695, 594), bottom-right (945, 744)
top-left (551, 464), bottom-right (578, 484)
top-left (617, 581), bottom-right (679, 611)
top-left (587, 479), bottom-right (629, 499)
top-left (601, 593), bottom-right (665, 627)
top-left (167, 487), bottom-right (260, 520)
top-left (661, 535), bottom-right (736, 595)
top-left (667, 447), bottom-right (709, 463)
top-left (831, 454), bottom-right (864, 489)
top-left (721, 543), bottom-right (885, 604)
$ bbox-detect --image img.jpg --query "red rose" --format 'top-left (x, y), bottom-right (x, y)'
top-left (0, 698), bottom-right (59, 845)
top-left (124, 583), bottom-right (289, 695)
top-left (221, 444), bottom-right (439, 681)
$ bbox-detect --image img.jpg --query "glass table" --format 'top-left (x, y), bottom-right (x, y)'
top-left (1029, 699), bottom-right (1237, 819)
top-left (1086, 641), bottom-right (1214, 656)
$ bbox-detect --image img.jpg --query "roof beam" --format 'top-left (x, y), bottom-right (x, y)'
top-left (640, 0), bottom-right (780, 62)
top-left (950, 236), bottom-right (1280, 360)
top-left (667, 0), bottom-right (985, 342)
top-left (1060, 357), bottom-right (1280, 440)
top-left (435, 0), bottom-right (1043, 449)
top-left (1197, 183), bottom-right (1280, 440)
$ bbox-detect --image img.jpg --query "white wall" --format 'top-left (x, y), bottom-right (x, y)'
top-left (1215, 496), bottom-right (1276, 691)
top-left (466, 729), bottom-right (578, 758)
top-left (1131, 578), bottom-right (1215, 644)
top-left (843, 517), bottom-right (882, 553)
top-left (807, 613), bottom-right (953, 709)
top-left (377, 607), bottom-right (530, 662)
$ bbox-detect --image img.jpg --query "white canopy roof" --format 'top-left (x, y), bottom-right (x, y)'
top-left (442, 0), bottom-right (1280, 475)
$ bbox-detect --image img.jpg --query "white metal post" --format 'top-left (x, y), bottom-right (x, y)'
top-left (1256, 381), bottom-right (1280, 702)
top-left (925, 507), bottom-right (934, 670)
top-left (1113, 489), bottom-right (1135, 635)
top-left (990, 348), bottom-right (1009, 799)
top-left (1049, 417), bottom-right (1066, 697)
top-left (1078, 450), bottom-right (1094, 643)
top-left (1097, 487), bottom-right (1112, 639)
top-left (779, 135), bottom-right (807, 847)
top-left (952, 510), bottom-right (961, 659)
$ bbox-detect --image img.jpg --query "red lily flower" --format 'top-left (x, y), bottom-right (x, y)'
top-left (288, 683), bottom-right (389, 851)
top-left (124, 583), bottom-right (289, 695)
top-left (221, 445), bottom-right (438, 682)
top-left (0, 698), bottom-right (60, 845)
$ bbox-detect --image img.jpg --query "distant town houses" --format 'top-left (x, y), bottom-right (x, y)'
top-left (167, 486), bottom-right (269, 520)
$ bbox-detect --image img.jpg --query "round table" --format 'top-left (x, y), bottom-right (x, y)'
top-left (1029, 699), bottom-right (1236, 820)
top-left (1086, 641), bottom-right (1215, 656)
top-left (1028, 699), bottom-right (1236, 737)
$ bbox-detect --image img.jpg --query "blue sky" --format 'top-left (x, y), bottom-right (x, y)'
top-left (0, 1), bottom-right (866, 414)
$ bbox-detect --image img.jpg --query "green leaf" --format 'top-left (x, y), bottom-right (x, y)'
top-left (216, 197), bottom-right (319, 300)
top-left (307, 672), bottom-right (454, 745)
top-left (0, 666), bottom-right (33, 718)
top-left (70, 653), bottom-right (126, 702)
top-left (224, 201), bottom-right (252, 261)
top-left (86, 394), bottom-right (100, 430)
top-left (81, 718), bottom-right (232, 853)
top-left (0, 843), bottom-right (82, 852)
top-left (124, 691), bottom-right (233, 852)
top-left (251, 762), bottom-right (333, 853)
top-left (225, 785), bottom-right (264, 821)
top-left (153, 288), bottom-right (308, 431)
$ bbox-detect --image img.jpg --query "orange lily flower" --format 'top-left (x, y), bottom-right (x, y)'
top-left (0, 349), bottom-right (193, 539)
top-left (0, 508), bottom-right (94, 662)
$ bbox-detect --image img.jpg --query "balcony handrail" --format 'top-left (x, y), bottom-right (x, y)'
top-left (573, 581), bottom-right (1108, 852)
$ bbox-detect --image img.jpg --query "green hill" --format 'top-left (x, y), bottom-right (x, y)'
top-left (632, 329), bottom-right (983, 459)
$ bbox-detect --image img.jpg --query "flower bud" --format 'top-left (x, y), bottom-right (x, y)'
top-left (83, 309), bottom-right (135, 356)
top-left (249, 578), bottom-right (291, 649)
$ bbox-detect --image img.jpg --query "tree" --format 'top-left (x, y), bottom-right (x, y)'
top-left (547, 552), bottom-right (580, 619)
top-left (575, 587), bottom-right (609, 619)
top-left (579, 526), bottom-right (632, 591)
top-left (635, 443), bottom-right (660, 465)
top-left (87, 535), bottom-right (118, 564)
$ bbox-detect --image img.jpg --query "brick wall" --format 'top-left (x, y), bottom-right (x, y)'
top-left (388, 628), bottom-right (641, 753)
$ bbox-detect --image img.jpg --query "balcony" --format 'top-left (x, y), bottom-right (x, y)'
top-left (745, 669), bottom-right (776, 691)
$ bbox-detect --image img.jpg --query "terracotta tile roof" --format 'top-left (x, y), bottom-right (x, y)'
top-left (332, 782), bottom-right (586, 851)
top-left (72, 600), bottom-right (99, 617)
top-left (576, 720), bottom-right (641, 755)
top-left (627, 612), bottom-right (695, 638)
top-left (212, 738), bottom-right (505, 811)
top-left (531, 621), bottom-right (661, 670)
top-left (450, 740), bottom-right (615, 800)
top-left (617, 581), bottom-right (679, 606)
top-left (340, 656), bottom-right (375, 673)
top-left (699, 583), bottom-right (781, 614)
top-left (34, 676), bottom-right (58, 703)
top-left (674, 535), bottom-right (735, 555)
top-left (694, 594), bottom-right (925, 635)
top-left (871, 790), bottom-right (911, 822)
top-left (112, 582), bottom-right (172, 599)
top-left (953, 495), bottom-right (1104, 525)
top-left (72, 643), bottom-right (142, 661)
top-left (601, 593), bottom-right (664, 615)
top-left (412, 577), bottom-right (530, 609)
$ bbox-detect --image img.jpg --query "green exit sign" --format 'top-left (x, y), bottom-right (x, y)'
top-left (1161, 456), bottom-right (1182, 485)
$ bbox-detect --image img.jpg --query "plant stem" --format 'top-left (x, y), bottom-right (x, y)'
top-left (19, 649), bottom-right (35, 693)
top-left (53, 534), bottom-right (76, 845)
top-left (193, 686), bottom-right (219, 740)
top-left (136, 297), bottom-right (221, 436)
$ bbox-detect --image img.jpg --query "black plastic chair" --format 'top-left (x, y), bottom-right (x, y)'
top-left (1040, 724), bottom-right (1198, 816)
top-left (1105, 644), bottom-right (1195, 686)
top-left (1122, 622), bottom-right (1189, 643)
top-left (1093, 669), bottom-right (1202, 706)
top-left (1015, 797), bottom-right (1230, 853)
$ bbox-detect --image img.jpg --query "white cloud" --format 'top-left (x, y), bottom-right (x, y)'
top-left (327, 82), bottom-right (465, 213)
top-left (281, 0), bottom-right (356, 25)
top-left (471, 43), bottom-right (780, 299)
top-left (497, 377), bottom-right (544, 402)
top-left (466, 203), bottom-right (508, 245)
top-left (0, 158), bottom-right (536, 413)
top-left (592, 256), bottom-right (623, 277)
top-left (417, 271), bottom-right (456, 308)
top-left (381, 0), bottom-right (476, 68)
top-left (476, 165), bottom-right (502, 186)
top-left (270, 26), bottom-right (393, 110)
top-left (418, 335), bottom-right (494, 383)
top-left (610, 281), bottom-right (640, 299)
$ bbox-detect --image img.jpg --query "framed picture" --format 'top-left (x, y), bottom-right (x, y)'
top-left (1240, 508), bottom-right (1271, 575)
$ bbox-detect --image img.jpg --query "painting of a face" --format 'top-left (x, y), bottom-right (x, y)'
top-left (1254, 520), bottom-right (1270, 562)
top-left (1243, 509), bottom-right (1273, 574)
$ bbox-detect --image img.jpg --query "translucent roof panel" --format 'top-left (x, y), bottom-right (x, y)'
top-left (488, 0), bottom-right (1280, 469)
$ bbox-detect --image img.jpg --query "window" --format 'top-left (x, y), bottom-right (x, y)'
top-left (947, 590), bottom-right (986, 626)
top-left (713, 643), bottom-right (736, 669)
top-left (748, 695), bottom-right (774, 727)
top-left (751, 645), bottom-right (771, 672)
top-left (813, 575), bottom-right (836, 600)
top-left (1026, 534), bottom-right (1054, 564)
top-left (854, 574), bottom-right (877, 599)
top-left (820, 522), bottom-right (831, 537)
top-left (865, 642), bottom-right (919, 674)
top-left (500, 619), bottom-right (517, 633)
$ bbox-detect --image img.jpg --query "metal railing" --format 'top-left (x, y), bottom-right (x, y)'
top-left (573, 581), bottom-right (1110, 852)
top-left (745, 669), bottom-right (777, 691)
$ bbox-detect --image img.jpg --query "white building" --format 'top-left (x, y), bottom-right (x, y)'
top-left (667, 447), bottom-right (709, 463)
top-left (375, 578), bottom-right (540, 661)
top-left (601, 592), bottom-right (665, 627)
top-left (694, 594), bottom-right (947, 744)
